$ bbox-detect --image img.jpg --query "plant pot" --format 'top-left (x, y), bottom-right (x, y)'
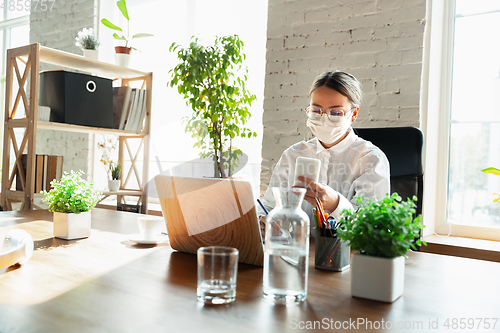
top-left (108, 179), bottom-right (120, 192)
top-left (114, 46), bottom-right (131, 67)
top-left (53, 211), bottom-right (92, 240)
top-left (83, 49), bottom-right (98, 60)
top-left (350, 252), bottom-right (405, 303)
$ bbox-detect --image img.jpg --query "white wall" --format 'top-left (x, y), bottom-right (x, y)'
top-left (260, 0), bottom-right (427, 194)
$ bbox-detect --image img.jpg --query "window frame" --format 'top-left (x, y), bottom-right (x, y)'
top-left (421, 0), bottom-right (500, 241)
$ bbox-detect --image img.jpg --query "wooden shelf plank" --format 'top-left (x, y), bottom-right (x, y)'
top-left (37, 121), bottom-right (145, 136)
top-left (102, 190), bottom-right (144, 196)
top-left (36, 46), bottom-right (150, 79)
top-left (3, 43), bottom-right (151, 213)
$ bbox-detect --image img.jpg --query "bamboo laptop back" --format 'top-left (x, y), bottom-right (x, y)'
top-left (154, 175), bottom-right (264, 266)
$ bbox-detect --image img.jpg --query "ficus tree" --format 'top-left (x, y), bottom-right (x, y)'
top-left (169, 35), bottom-right (257, 178)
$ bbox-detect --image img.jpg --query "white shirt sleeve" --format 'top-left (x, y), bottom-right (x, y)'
top-left (259, 151), bottom-right (292, 216)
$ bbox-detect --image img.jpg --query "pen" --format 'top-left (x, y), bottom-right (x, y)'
top-left (257, 199), bottom-right (269, 215)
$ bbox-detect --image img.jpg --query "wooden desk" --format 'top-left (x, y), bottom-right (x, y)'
top-left (0, 209), bottom-right (499, 333)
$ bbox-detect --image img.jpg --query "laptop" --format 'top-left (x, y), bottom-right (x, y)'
top-left (154, 175), bottom-right (264, 266)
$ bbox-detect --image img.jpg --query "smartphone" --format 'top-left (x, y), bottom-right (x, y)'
top-left (293, 156), bottom-right (321, 187)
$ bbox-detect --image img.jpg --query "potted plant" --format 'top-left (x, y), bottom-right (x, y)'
top-left (336, 193), bottom-right (425, 303)
top-left (481, 167), bottom-right (500, 202)
top-left (75, 27), bottom-right (100, 60)
top-left (42, 171), bottom-right (102, 240)
top-left (169, 35), bottom-right (257, 178)
top-left (97, 136), bottom-right (122, 191)
top-left (101, 0), bottom-right (153, 67)
top-left (107, 161), bottom-right (123, 192)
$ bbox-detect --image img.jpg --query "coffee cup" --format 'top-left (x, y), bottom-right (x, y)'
top-left (137, 216), bottom-right (165, 241)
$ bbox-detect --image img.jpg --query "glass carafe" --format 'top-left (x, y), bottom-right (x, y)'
top-left (263, 187), bottom-right (310, 303)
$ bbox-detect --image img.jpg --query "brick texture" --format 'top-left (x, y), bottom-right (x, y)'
top-left (30, 0), bottom-right (98, 174)
top-left (260, 0), bottom-right (426, 194)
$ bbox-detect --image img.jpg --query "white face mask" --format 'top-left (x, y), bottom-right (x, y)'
top-left (307, 114), bottom-right (352, 145)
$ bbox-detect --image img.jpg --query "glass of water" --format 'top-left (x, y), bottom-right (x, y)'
top-left (197, 246), bottom-right (239, 304)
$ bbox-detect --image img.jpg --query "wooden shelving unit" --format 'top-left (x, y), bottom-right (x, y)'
top-left (1, 43), bottom-right (152, 213)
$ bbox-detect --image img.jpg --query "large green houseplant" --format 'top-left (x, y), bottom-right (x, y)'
top-left (43, 171), bottom-right (102, 240)
top-left (337, 193), bottom-right (425, 302)
top-left (169, 35), bottom-right (257, 178)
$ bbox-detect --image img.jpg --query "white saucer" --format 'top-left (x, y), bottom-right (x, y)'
top-left (128, 235), bottom-right (168, 245)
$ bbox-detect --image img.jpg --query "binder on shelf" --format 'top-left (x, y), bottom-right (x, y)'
top-left (42, 155), bottom-right (48, 192)
top-left (130, 89), bottom-right (146, 131)
top-left (36, 155), bottom-right (43, 193)
top-left (15, 154), bottom-right (64, 193)
top-left (15, 155), bottom-right (28, 191)
top-left (129, 89), bottom-right (142, 131)
top-left (56, 156), bottom-right (63, 181)
top-left (123, 89), bottom-right (137, 131)
top-left (134, 89), bottom-right (147, 131)
top-left (113, 86), bottom-right (133, 130)
top-left (46, 155), bottom-right (58, 191)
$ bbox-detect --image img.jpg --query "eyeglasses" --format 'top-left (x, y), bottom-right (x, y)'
top-left (305, 106), bottom-right (356, 121)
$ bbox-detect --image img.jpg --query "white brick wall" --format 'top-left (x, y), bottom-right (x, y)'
top-left (261, 0), bottom-right (426, 194)
top-left (30, 0), bottom-right (98, 174)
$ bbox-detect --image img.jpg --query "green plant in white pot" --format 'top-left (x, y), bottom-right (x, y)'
top-left (75, 27), bottom-right (100, 60)
top-left (42, 171), bottom-right (102, 240)
top-left (101, 0), bottom-right (153, 67)
top-left (337, 193), bottom-right (425, 303)
top-left (107, 161), bottom-right (122, 192)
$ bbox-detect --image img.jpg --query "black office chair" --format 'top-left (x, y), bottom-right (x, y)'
top-left (354, 127), bottom-right (424, 249)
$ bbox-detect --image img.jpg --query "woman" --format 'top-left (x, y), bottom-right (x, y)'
top-left (259, 71), bottom-right (390, 235)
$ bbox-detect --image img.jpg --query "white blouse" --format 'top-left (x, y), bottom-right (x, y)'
top-left (260, 127), bottom-right (390, 224)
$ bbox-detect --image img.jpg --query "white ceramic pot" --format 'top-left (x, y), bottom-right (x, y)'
top-left (53, 211), bottom-right (92, 240)
top-left (108, 179), bottom-right (120, 192)
top-left (350, 252), bottom-right (405, 303)
top-left (83, 49), bottom-right (98, 60)
top-left (114, 53), bottom-right (131, 67)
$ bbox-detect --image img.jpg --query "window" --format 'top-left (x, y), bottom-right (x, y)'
top-left (98, 0), bottom-right (268, 210)
top-left (0, 5), bottom-right (30, 170)
top-left (422, 0), bottom-right (500, 241)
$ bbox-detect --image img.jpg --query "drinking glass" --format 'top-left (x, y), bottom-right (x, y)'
top-left (197, 246), bottom-right (239, 304)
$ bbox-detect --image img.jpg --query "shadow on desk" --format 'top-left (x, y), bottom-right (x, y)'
top-left (34, 237), bottom-right (80, 250)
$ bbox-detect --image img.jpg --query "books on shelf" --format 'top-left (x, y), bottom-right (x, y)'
top-left (15, 154), bottom-right (64, 193)
top-left (112, 87), bottom-right (147, 132)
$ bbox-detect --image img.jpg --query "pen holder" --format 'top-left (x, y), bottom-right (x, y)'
top-left (314, 227), bottom-right (350, 271)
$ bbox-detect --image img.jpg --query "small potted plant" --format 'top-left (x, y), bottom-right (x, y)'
top-left (107, 161), bottom-right (122, 192)
top-left (101, 0), bottom-right (153, 67)
top-left (75, 27), bottom-right (100, 60)
top-left (336, 193), bottom-right (425, 303)
top-left (42, 170), bottom-right (102, 240)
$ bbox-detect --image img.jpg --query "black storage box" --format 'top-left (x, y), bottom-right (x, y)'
top-left (39, 70), bottom-right (113, 128)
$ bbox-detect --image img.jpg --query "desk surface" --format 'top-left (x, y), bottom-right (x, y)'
top-left (0, 209), bottom-right (499, 333)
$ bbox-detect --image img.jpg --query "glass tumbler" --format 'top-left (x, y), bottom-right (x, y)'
top-left (197, 246), bottom-right (239, 304)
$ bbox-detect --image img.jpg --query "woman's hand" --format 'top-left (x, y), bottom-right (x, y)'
top-left (259, 215), bottom-right (267, 240)
top-left (259, 215), bottom-right (283, 241)
top-left (293, 176), bottom-right (340, 213)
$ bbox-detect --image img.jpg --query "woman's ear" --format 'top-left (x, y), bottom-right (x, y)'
top-left (351, 107), bottom-right (359, 122)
